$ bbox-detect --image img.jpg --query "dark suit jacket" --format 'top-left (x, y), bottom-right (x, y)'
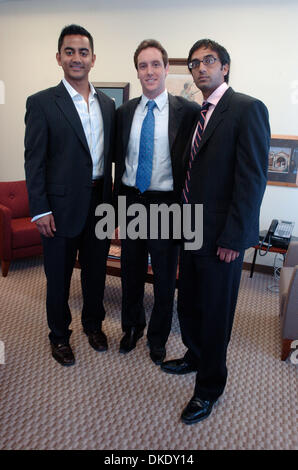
top-left (114, 93), bottom-right (200, 200)
top-left (184, 87), bottom-right (270, 253)
top-left (24, 81), bottom-right (115, 238)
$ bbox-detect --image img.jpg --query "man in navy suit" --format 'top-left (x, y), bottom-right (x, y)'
top-left (25, 25), bottom-right (115, 366)
top-left (114, 40), bottom-right (199, 365)
top-left (161, 39), bottom-right (270, 423)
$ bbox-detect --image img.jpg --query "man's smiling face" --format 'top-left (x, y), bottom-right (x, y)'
top-left (137, 47), bottom-right (169, 99)
top-left (56, 34), bottom-right (96, 84)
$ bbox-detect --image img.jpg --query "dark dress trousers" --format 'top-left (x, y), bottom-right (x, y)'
top-left (178, 87), bottom-right (270, 401)
top-left (25, 81), bottom-right (115, 344)
top-left (114, 94), bottom-right (199, 348)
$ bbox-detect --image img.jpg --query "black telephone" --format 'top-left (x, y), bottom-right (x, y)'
top-left (261, 219), bottom-right (295, 250)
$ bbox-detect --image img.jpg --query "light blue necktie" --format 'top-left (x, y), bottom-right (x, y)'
top-left (135, 100), bottom-right (156, 193)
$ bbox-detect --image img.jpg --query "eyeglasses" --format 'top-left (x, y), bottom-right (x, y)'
top-left (188, 55), bottom-right (218, 70)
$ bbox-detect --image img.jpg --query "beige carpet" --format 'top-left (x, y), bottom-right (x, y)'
top-left (0, 257), bottom-right (297, 450)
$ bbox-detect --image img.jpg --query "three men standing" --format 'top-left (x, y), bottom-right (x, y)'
top-left (25, 29), bottom-right (270, 425)
top-left (25, 25), bottom-right (115, 366)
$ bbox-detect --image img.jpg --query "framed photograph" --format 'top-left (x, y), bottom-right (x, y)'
top-left (267, 135), bottom-right (298, 187)
top-left (166, 59), bottom-right (203, 105)
top-left (93, 82), bottom-right (129, 108)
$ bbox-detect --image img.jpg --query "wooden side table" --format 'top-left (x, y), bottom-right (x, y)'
top-left (250, 243), bottom-right (287, 278)
top-left (249, 232), bottom-right (298, 278)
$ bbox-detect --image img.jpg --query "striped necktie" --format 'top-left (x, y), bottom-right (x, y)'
top-left (135, 100), bottom-right (157, 193)
top-left (182, 102), bottom-right (210, 203)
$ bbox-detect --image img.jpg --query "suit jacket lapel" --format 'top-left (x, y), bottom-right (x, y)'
top-left (95, 89), bottom-right (111, 172)
top-left (122, 98), bottom-right (140, 154)
top-left (168, 93), bottom-right (184, 150)
top-left (54, 81), bottom-right (91, 156)
top-left (199, 87), bottom-right (234, 151)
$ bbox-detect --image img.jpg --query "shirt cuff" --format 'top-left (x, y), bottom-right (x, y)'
top-left (31, 211), bottom-right (52, 223)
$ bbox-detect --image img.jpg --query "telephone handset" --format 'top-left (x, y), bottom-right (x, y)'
top-left (260, 219), bottom-right (295, 253)
top-left (268, 219), bottom-right (279, 236)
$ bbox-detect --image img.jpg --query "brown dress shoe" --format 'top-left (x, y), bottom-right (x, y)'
top-left (51, 343), bottom-right (75, 366)
top-left (87, 330), bottom-right (108, 352)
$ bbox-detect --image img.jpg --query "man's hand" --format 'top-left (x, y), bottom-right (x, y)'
top-left (217, 247), bottom-right (239, 263)
top-left (35, 214), bottom-right (56, 238)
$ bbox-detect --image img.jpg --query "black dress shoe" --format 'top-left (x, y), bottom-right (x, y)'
top-left (51, 342), bottom-right (75, 366)
top-left (119, 328), bottom-right (144, 353)
top-left (181, 396), bottom-right (216, 424)
top-left (149, 346), bottom-right (166, 365)
top-left (87, 330), bottom-right (108, 352)
top-left (160, 357), bottom-right (196, 375)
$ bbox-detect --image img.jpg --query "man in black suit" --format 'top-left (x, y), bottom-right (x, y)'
top-left (24, 25), bottom-right (115, 366)
top-left (114, 39), bottom-right (199, 365)
top-left (161, 39), bottom-right (270, 423)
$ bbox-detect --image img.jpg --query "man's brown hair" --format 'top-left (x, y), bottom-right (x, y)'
top-left (133, 39), bottom-right (168, 69)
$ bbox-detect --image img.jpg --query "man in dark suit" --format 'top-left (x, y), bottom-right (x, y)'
top-left (24, 24), bottom-right (115, 366)
top-left (114, 39), bottom-right (199, 365)
top-left (161, 39), bottom-right (270, 423)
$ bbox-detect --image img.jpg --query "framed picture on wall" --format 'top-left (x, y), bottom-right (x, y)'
top-left (267, 135), bottom-right (298, 187)
top-left (166, 59), bottom-right (203, 105)
top-left (93, 82), bottom-right (130, 108)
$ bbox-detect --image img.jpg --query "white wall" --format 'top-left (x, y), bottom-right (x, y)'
top-left (0, 0), bottom-right (298, 237)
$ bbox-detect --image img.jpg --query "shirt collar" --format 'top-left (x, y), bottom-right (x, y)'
top-left (204, 82), bottom-right (229, 107)
top-left (141, 89), bottom-right (168, 112)
top-left (62, 78), bottom-right (96, 99)
top-left (89, 82), bottom-right (97, 97)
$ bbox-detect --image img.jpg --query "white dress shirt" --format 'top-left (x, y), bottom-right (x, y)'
top-left (32, 79), bottom-right (104, 222)
top-left (62, 78), bottom-right (105, 179)
top-left (122, 90), bottom-right (173, 191)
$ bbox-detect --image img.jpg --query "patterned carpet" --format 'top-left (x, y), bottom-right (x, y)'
top-left (0, 257), bottom-right (297, 450)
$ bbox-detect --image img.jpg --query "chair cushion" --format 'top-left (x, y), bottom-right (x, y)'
top-left (11, 217), bottom-right (41, 249)
top-left (0, 181), bottom-right (30, 218)
top-left (279, 267), bottom-right (294, 315)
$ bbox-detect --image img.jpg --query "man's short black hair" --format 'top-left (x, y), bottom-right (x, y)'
top-left (58, 24), bottom-right (94, 54)
top-left (187, 39), bottom-right (230, 83)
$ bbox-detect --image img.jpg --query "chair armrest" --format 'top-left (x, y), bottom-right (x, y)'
top-left (282, 266), bottom-right (298, 339)
top-left (0, 203), bottom-right (13, 259)
top-left (284, 241), bottom-right (298, 267)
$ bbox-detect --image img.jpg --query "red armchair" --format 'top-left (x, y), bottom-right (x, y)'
top-left (0, 180), bottom-right (42, 276)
